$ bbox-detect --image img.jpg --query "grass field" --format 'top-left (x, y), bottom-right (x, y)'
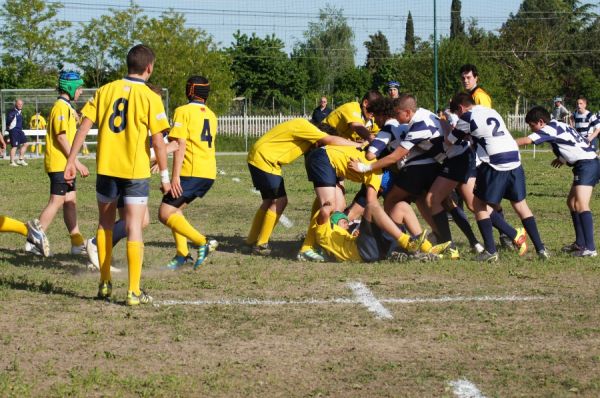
top-left (1, 151), bottom-right (600, 397)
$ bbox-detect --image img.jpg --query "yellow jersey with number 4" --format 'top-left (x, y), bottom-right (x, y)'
top-left (45, 98), bottom-right (77, 173)
top-left (248, 118), bottom-right (328, 175)
top-left (169, 101), bottom-right (218, 179)
top-left (81, 77), bottom-right (170, 179)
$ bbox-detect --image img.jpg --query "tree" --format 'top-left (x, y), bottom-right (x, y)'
top-left (227, 31), bottom-right (306, 113)
top-left (68, 3), bottom-right (143, 87)
top-left (0, 0), bottom-right (71, 88)
top-left (404, 11), bottom-right (416, 54)
top-left (137, 11), bottom-right (235, 115)
top-left (450, 0), bottom-right (465, 39)
top-left (334, 66), bottom-right (372, 102)
top-left (293, 5), bottom-right (355, 93)
top-left (364, 31), bottom-right (391, 72)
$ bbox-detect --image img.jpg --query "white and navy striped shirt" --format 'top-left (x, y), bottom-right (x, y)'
top-left (572, 110), bottom-right (599, 139)
top-left (367, 118), bottom-right (408, 160)
top-left (449, 105), bottom-right (520, 171)
top-left (398, 108), bottom-right (444, 167)
top-left (528, 120), bottom-right (597, 166)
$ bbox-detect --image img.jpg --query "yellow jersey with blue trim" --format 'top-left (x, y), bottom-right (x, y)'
top-left (323, 101), bottom-right (379, 141)
top-left (248, 118), bottom-right (328, 175)
top-left (323, 145), bottom-right (382, 191)
top-left (169, 101), bottom-right (217, 179)
top-left (45, 98), bottom-right (77, 173)
top-left (469, 86), bottom-right (492, 108)
top-left (81, 77), bottom-right (170, 179)
top-left (313, 213), bottom-right (361, 262)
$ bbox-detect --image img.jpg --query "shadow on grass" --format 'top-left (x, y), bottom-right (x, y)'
top-left (147, 235), bottom-right (303, 260)
top-left (0, 273), bottom-right (84, 299)
top-left (0, 248), bottom-right (89, 274)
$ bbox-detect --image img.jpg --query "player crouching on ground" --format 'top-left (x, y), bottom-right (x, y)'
top-left (158, 76), bottom-right (217, 270)
top-left (518, 106), bottom-right (599, 257)
top-left (312, 201), bottom-right (446, 262)
top-left (29, 71), bottom-right (89, 257)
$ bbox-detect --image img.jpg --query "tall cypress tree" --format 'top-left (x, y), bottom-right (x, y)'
top-left (450, 0), bottom-right (464, 39)
top-left (405, 11), bottom-right (415, 54)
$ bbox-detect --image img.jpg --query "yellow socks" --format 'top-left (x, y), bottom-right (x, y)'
top-left (420, 239), bottom-right (433, 253)
top-left (246, 208), bottom-right (266, 245)
top-left (172, 231), bottom-right (189, 257)
top-left (300, 199), bottom-right (321, 252)
top-left (97, 229), bottom-right (113, 282)
top-left (397, 234), bottom-right (410, 250)
top-left (127, 241), bottom-right (143, 296)
top-left (0, 216), bottom-right (28, 236)
top-left (256, 209), bottom-right (277, 246)
top-left (166, 213), bottom-right (206, 246)
top-left (70, 232), bottom-right (84, 247)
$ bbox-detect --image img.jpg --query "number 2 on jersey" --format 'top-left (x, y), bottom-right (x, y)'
top-left (200, 119), bottom-right (213, 148)
top-left (486, 117), bottom-right (505, 137)
top-left (109, 98), bottom-right (128, 133)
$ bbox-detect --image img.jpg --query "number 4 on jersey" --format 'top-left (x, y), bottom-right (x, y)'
top-left (200, 119), bottom-right (213, 148)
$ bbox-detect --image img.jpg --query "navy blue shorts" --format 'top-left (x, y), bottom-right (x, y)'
top-left (440, 149), bottom-right (476, 183)
top-left (96, 175), bottom-right (150, 205)
top-left (8, 130), bottom-right (27, 147)
top-left (573, 158), bottom-right (600, 187)
top-left (162, 177), bottom-right (215, 208)
top-left (248, 163), bottom-right (286, 200)
top-left (48, 172), bottom-right (75, 196)
top-left (305, 148), bottom-right (337, 188)
top-left (356, 219), bottom-right (393, 262)
top-left (394, 163), bottom-right (441, 196)
top-left (474, 163), bottom-right (526, 205)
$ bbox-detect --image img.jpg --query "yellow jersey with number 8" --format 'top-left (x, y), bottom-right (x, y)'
top-left (81, 77), bottom-right (170, 179)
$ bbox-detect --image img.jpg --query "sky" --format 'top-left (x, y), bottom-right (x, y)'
top-left (39, 0), bottom-right (532, 64)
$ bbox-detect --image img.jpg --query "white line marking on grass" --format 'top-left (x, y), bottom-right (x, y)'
top-left (231, 177), bottom-right (240, 182)
top-left (155, 294), bottom-right (549, 311)
top-left (348, 282), bottom-right (393, 320)
top-left (380, 295), bottom-right (546, 304)
top-left (156, 298), bottom-right (356, 306)
top-left (449, 379), bottom-right (487, 398)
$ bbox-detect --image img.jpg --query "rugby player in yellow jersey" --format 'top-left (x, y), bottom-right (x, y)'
top-left (29, 72), bottom-right (90, 257)
top-left (30, 112), bottom-right (47, 130)
top-left (459, 64), bottom-right (492, 108)
top-left (246, 118), bottom-right (361, 255)
top-left (65, 45), bottom-right (171, 306)
top-left (298, 144), bottom-right (382, 261)
top-left (312, 201), bottom-right (444, 262)
top-left (158, 76), bottom-right (216, 270)
top-left (320, 90), bottom-right (382, 142)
